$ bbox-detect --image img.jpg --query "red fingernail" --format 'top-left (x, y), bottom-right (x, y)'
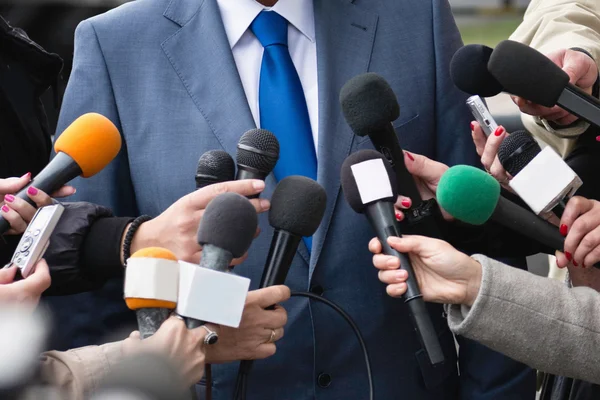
top-left (4, 195), bottom-right (14, 203)
top-left (405, 152), bottom-right (414, 162)
top-left (1, 205), bottom-right (9, 213)
top-left (573, 260), bottom-right (579, 267)
top-left (565, 252), bottom-right (572, 261)
top-left (20, 172), bottom-right (31, 179)
top-left (560, 224), bottom-right (568, 236)
top-left (470, 122), bottom-right (475, 131)
top-left (27, 186), bottom-right (38, 196)
top-left (494, 127), bottom-right (505, 136)
top-left (395, 211), bottom-right (403, 221)
top-left (596, 136), bottom-right (600, 142)
top-left (401, 199), bottom-right (411, 208)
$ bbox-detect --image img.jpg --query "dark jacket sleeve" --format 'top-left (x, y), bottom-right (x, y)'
top-left (44, 202), bottom-right (133, 296)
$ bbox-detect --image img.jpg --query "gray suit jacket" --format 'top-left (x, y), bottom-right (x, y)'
top-left (449, 254), bottom-right (600, 385)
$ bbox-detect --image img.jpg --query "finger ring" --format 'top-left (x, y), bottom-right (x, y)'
top-left (201, 325), bottom-right (219, 345)
top-left (266, 329), bottom-right (277, 344)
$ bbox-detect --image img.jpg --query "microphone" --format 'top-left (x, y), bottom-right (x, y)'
top-left (124, 248), bottom-right (179, 339)
top-left (498, 131), bottom-right (581, 218)
top-left (196, 150), bottom-right (235, 189)
top-left (450, 44), bottom-right (504, 97)
top-left (236, 129), bottom-right (280, 198)
top-left (259, 176), bottom-right (326, 288)
top-left (437, 165), bottom-right (599, 268)
top-left (0, 113), bottom-right (122, 235)
top-left (488, 40), bottom-right (600, 128)
top-left (340, 149), bottom-right (445, 365)
top-left (340, 73), bottom-right (442, 236)
top-left (180, 192), bottom-right (256, 330)
top-left (92, 352), bottom-right (189, 400)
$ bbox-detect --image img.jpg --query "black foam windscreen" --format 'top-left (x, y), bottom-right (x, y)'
top-left (488, 40), bottom-right (570, 107)
top-left (450, 44), bottom-right (504, 97)
top-left (269, 176), bottom-right (327, 237)
top-left (340, 149), bottom-right (398, 213)
top-left (196, 150), bottom-right (235, 182)
top-left (339, 73), bottom-right (400, 137)
top-left (236, 129), bottom-right (280, 173)
top-left (197, 192), bottom-right (258, 258)
top-left (497, 130), bottom-right (542, 176)
top-left (93, 352), bottom-right (188, 400)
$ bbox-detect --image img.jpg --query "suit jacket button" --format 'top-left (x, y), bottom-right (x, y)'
top-left (317, 373), bottom-right (332, 388)
top-left (310, 285), bottom-right (325, 296)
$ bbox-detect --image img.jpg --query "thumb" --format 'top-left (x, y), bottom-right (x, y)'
top-left (387, 235), bottom-right (427, 255)
top-left (563, 51), bottom-right (597, 89)
top-left (0, 266), bottom-right (17, 284)
top-left (0, 174), bottom-right (32, 196)
top-left (404, 151), bottom-right (447, 183)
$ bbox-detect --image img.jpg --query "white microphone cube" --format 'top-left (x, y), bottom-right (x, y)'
top-left (124, 258), bottom-right (179, 303)
top-left (176, 261), bottom-right (250, 328)
top-left (509, 146), bottom-right (582, 215)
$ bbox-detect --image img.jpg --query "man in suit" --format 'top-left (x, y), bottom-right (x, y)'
top-left (52, 0), bottom-right (536, 398)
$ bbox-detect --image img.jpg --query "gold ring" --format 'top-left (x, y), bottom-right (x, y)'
top-left (267, 329), bottom-right (276, 344)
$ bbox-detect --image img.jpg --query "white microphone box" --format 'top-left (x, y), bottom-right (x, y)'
top-left (124, 258), bottom-right (179, 302)
top-left (509, 146), bottom-right (582, 215)
top-left (176, 261), bottom-right (250, 328)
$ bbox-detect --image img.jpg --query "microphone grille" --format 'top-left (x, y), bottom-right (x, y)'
top-left (269, 176), bottom-right (327, 237)
top-left (450, 44), bottom-right (504, 97)
top-left (196, 150), bottom-right (235, 182)
top-left (236, 129), bottom-right (280, 174)
top-left (197, 192), bottom-right (258, 258)
top-left (340, 73), bottom-right (400, 137)
top-left (497, 130), bottom-right (542, 176)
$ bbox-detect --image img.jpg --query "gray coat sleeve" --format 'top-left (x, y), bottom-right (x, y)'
top-left (447, 254), bottom-right (600, 384)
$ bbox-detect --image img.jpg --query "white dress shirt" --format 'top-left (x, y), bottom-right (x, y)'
top-left (216, 0), bottom-right (320, 152)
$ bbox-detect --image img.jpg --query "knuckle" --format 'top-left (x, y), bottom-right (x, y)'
top-left (212, 182), bottom-right (229, 196)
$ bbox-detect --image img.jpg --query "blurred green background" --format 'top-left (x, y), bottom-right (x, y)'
top-left (456, 14), bottom-right (524, 47)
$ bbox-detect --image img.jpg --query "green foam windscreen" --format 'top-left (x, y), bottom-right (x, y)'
top-left (437, 165), bottom-right (501, 225)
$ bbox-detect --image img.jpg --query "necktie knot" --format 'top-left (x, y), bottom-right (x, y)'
top-left (250, 11), bottom-right (288, 48)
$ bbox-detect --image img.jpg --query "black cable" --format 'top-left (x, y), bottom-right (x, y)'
top-left (232, 291), bottom-right (374, 400)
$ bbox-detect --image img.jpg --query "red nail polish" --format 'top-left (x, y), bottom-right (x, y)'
top-left (405, 152), bottom-right (414, 162)
top-left (565, 252), bottom-right (572, 261)
top-left (596, 135), bottom-right (600, 142)
top-left (395, 211), bottom-right (402, 221)
top-left (401, 199), bottom-right (411, 208)
top-left (560, 224), bottom-right (568, 236)
top-left (1, 205), bottom-right (9, 213)
top-left (470, 122), bottom-right (475, 131)
top-left (573, 260), bottom-right (579, 267)
top-left (27, 186), bottom-right (38, 196)
top-left (4, 195), bottom-right (14, 203)
top-left (494, 127), bottom-right (505, 136)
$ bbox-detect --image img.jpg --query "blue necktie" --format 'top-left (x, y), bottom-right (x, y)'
top-left (251, 11), bottom-right (318, 251)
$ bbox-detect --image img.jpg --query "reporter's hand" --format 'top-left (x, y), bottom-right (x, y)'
top-left (556, 197), bottom-right (600, 269)
top-left (0, 259), bottom-right (51, 310)
top-left (130, 180), bottom-right (269, 264)
top-left (122, 316), bottom-right (217, 386)
top-left (205, 285), bottom-right (290, 363)
top-left (369, 235), bottom-right (482, 306)
top-left (512, 49), bottom-right (598, 126)
top-left (471, 122), bottom-right (512, 187)
top-left (394, 151), bottom-right (453, 222)
top-left (0, 174), bottom-right (75, 235)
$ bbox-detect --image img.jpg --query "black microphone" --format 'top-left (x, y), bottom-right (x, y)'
top-left (340, 149), bottom-right (444, 365)
top-left (437, 165), bottom-right (599, 268)
top-left (234, 176), bottom-right (327, 396)
top-left (185, 192), bottom-right (258, 330)
top-left (489, 40), bottom-right (600, 128)
top-left (497, 130), bottom-right (542, 177)
top-left (195, 150), bottom-right (235, 189)
top-left (236, 129), bottom-right (280, 198)
top-left (450, 44), bottom-right (504, 97)
top-left (0, 113), bottom-right (121, 235)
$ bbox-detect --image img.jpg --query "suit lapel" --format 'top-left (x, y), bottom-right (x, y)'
top-left (162, 0), bottom-right (255, 160)
top-left (310, 0), bottom-right (378, 278)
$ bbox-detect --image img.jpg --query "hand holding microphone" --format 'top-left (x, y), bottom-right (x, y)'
top-left (557, 197), bottom-right (600, 270)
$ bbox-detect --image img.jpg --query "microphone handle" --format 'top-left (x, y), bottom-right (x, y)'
top-left (137, 308), bottom-right (171, 339)
top-left (259, 230), bottom-right (301, 289)
top-left (557, 84), bottom-right (600, 129)
top-left (365, 201), bottom-right (444, 365)
top-left (0, 153), bottom-right (81, 234)
top-left (236, 168), bottom-right (268, 199)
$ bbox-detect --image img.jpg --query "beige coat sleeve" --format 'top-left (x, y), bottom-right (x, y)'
top-left (447, 255), bottom-right (600, 384)
top-left (509, 0), bottom-right (600, 156)
top-left (38, 341), bottom-right (124, 399)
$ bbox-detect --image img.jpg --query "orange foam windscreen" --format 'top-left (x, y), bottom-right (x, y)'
top-left (125, 247), bottom-right (178, 310)
top-left (54, 113), bottom-right (122, 178)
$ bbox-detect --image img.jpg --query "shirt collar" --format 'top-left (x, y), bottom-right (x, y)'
top-left (216, 0), bottom-right (315, 49)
